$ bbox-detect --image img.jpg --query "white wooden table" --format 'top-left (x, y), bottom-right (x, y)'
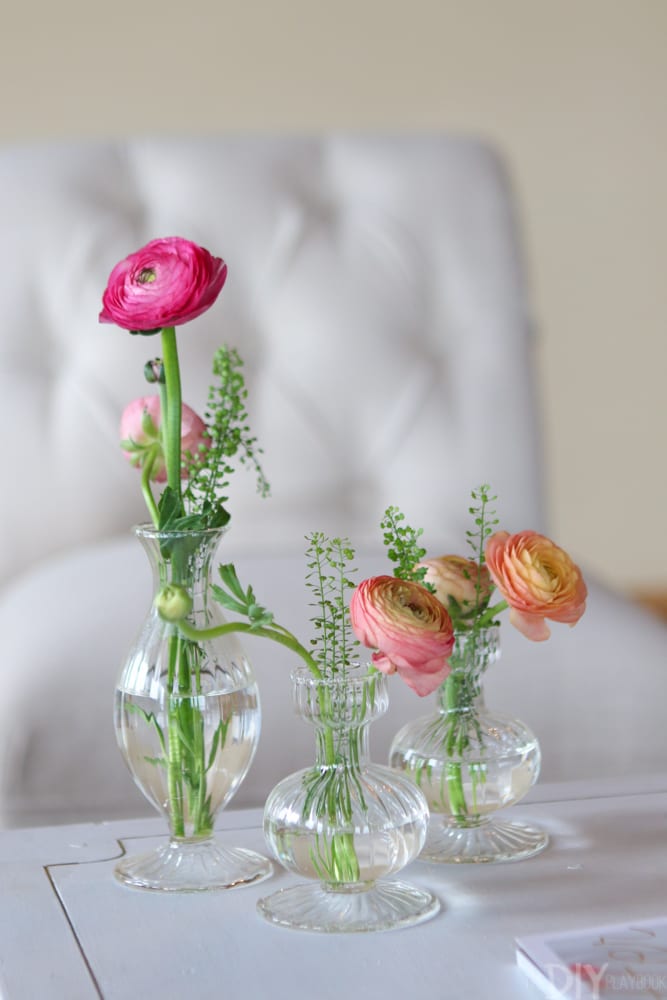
top-left (1, 777), bottom-right (666, 1000)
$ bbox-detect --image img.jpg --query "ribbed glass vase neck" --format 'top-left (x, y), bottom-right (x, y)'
top-left (134, 524), bottom-right (225, 598)
top-left (291, 667), bottom-right (389, 728)
top-left (438, 627), bottom-right (501, 714)
top-left (439, 668), bottom-right (485, 714)
top-left (314, 725), bottom-right (371, 768)
top-left (291, 667), bottom-right (387, 768)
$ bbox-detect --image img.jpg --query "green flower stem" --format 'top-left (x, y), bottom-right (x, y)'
top-left (175, 619), bottom-right (323, 679)
top-left (475, 599), bottom-right (508, 630)
top-left (311, 721), bottom-right (362, 884)
top-left (444, 673), bottom-right (468, 818)
top-left (160, 325), bottom-right (183, 504)
top-left (327, 762), bottom-right (361, 882)
top-left (140, 453), bottom-right (160, 527)
top-left (329, 832), bottom-right (360, 883)
top-left (158, 379), bottom-right (169, 483)
top-left (165, 626), bottom-right (186, 837)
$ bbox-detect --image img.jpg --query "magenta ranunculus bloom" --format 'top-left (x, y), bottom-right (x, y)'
top-left (349, 576), bottom-right (455, 696)
top-left (485, 530), bottom-right (587, 641)
top-left (120, 396), bottom-right (208, 482)
top-left (100, 237), bottom-right (227, 332)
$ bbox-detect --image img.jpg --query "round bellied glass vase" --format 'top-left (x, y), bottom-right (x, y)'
top-left (114, 524), bottom-right (273, 891)
top-left (389, 627), bottom-right (547, 864)
top-left (258, 666), bottom-right (439, 932)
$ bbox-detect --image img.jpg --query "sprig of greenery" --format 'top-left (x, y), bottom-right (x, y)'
top-left (305, 533), bottom-right (359, 674)
top-left (380, 505), bottom-right (433, 589)
top-left (466, 483), bottom-right (498, 574)
top-left (182, 346), bottom-right (269, 526)
top-left (459, 483), bottom-right (500, 635)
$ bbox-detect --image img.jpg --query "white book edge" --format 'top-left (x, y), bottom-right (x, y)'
top-left (515, 945), bottom-right (596, 999)
top-left (515, 916), bottom-right (667, 1000)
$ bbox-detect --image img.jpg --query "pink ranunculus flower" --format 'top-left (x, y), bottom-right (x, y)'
top-left (99, 237), bottom-right (227, 332)
top-left (485, 530), bottom-right (587, 641)
top-left (120, 396), bottom-right (207, 482)
top-left (349, 576), bottom-right (455, 696)
top-left (417, 555), bottom-right (494, 622)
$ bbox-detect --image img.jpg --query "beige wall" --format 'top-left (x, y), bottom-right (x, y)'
top-left (3, 0), bottom-right (666, 590)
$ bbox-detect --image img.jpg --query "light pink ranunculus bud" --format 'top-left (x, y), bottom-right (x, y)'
top-left (100, 237), bottom-right (227, 332)
top-left (349, 576), bottom-right (455, 696)
top-left (485, 530), bottom-right (587, 641)
top-left (119, 396), bottom-right (207, 482)
top-left (417, 555), bottom-right (493, 622)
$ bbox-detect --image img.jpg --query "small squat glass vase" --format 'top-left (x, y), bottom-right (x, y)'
top-left (389, 627), bottom-right (547, 864)
top-left (114, 524), bottom-right (272, 891)
top-left (258, 666), bottom-right (439, 933)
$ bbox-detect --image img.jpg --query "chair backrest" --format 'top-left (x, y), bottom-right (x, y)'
top-left (0, 134), bottom-right (556, 827)
top-left (0, 133), bottom-right (543, 581)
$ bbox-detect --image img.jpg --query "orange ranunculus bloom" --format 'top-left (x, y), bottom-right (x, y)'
top-left (484, 530), bottom-right (587, 641)
top-left (349, 576), bottom-right (455, 696)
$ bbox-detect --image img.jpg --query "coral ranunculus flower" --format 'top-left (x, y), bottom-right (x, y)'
top-left (417, 555), bottom-right (493, 623)
top-left (485, 530), bottom-right (587, 641)
top-left (349, 576), bottom-right (455, 696)
top-left (120, 396), bottom-right (208, 482)
top-left (99, 237), bottom-right (227, 332)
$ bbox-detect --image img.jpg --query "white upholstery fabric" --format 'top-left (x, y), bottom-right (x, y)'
top-left (0, 134), bottom-right (542, 583)
top-left (0, 133), bottom-right (664, 828)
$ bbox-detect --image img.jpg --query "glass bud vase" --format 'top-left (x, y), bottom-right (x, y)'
top-left (258, 666), bottom-right (439, 933)
top-left (389, 627), bottom-right (547, 864)
top-left (114, 524), bottom-right (272, 891)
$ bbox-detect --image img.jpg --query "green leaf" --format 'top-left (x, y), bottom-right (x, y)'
top-left (143, 755), bottom-right (167, 768)
top-left (210, 584), bottom-right (248, 616)
top-left (157, 486), bottom-right (184, 531)
top-left (206, 719), bottom-right (230, 771)
top-left (217, 563), bottom-right (247, 601)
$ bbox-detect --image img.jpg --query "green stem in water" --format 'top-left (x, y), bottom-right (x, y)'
top-left (160, 326), bottom-right (183, 506)
top-left (166, 634), bottom-right (185, 837)
top-left (444, 673), bottom-right (468, 818)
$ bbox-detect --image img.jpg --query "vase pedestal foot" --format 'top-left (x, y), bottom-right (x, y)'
top-left (114, 838), bottom-right (273, 892)
top-left (257, 879), bottom-right (440, 933)
top-left (420, 817), bottom-right (548, 864)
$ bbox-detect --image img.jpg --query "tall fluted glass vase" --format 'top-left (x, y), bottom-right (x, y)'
top-left (258, 666), bottom-right (439, 932)
top-left (114, 524), bottom-right (272, 891)
top-left (389, 627), bottom-right (547, 863)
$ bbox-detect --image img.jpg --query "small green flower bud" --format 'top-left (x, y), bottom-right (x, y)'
top-left (155, 585), bottom-right (193, 622)
top-left (144, 358), bottom-right (165, 384)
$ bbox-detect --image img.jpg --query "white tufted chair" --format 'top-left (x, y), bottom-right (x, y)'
top-left (1, 134), bottom-right (665, 828)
